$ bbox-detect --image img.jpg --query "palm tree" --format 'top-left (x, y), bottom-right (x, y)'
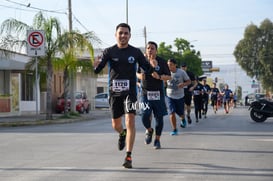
top-left (0, 12), bottom-right (62, 120)
top-left (1, 11), bottom-right (100, 119)
top-left (53, 30), bottom-right (96, 116)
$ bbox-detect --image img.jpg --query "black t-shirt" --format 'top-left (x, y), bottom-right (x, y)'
top-left (184, 70), bottom-right (196, 94)
top-left (193, 83), bottom-right (203, 98)
top-left (137, 56), bottom-right (170, 95)
top-left (94, 44), bottom-right (154, 96)
top-left (211, 87), bottom-right (220, 99)
top-left (203, 84), bottom-right (211, 98)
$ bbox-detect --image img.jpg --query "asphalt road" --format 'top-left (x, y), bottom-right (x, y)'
top-left (0, 106), bottom-right (273, 181)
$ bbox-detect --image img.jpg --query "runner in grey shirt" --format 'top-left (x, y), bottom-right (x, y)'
top-left (166, 59), bottom-right (191, 135)
top-left (166, 68), bottom-right (189, 99)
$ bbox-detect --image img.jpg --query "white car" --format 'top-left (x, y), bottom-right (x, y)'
top-left (95, 93), bottom-right (109, 108)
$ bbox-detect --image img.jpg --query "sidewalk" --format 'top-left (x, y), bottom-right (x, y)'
top-left (0, 109), bottom-right (111, 127)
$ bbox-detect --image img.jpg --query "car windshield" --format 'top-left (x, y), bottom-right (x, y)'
top-left (75, 92), bottom-right (82, 99)
top-left (60, 92), bottom-right (84, 99)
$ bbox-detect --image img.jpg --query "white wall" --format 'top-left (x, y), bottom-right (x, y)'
top-left (20, 101), bottom-right (37, 114)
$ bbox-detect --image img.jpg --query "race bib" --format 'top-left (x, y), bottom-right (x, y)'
top-left (193, 90), bottom-right (200, 95)
top-left (147, 91), bottom-right (160, 100)
top-left (112, 79), bottom-right (129, 92)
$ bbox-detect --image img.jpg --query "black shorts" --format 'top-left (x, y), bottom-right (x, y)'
top-left (109, 94), bottom-right (137, 119)
top-left (184, 93), bottom-right (193, 106)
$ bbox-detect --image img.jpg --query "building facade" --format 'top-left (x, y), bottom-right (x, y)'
top-left (0, 49), bottom-right (98, 116)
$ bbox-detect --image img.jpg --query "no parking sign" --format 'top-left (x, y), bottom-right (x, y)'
top-left (27, 30), bottom-right (45, 56)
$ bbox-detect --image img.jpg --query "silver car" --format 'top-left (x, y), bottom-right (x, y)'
top-left (95, 93), bottom-right (109, 108)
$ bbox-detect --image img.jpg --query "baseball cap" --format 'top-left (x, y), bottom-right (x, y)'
top-left (181, 62), bottom-right (187, 67)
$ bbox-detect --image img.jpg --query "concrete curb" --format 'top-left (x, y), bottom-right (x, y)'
top-left (0, 116), bottom-right (89, 127)
top-left (0, 110), bottom-right (111, 127)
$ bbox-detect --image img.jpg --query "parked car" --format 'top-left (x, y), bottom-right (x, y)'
top-left (55, 91), bottom-right (90, 113)
top-left (95, 93), bottom-right (109, 108)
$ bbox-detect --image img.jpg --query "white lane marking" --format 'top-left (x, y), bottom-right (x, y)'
top-left (249, 139), bottom-right (273, 142)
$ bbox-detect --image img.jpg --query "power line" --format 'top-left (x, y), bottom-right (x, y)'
top-left (0, 4), bottom-right (37, 12)
top-left (72, 14), bottom-right (89, 33)
top-left (72, 13), bottom-right (110, 47)
top-left (1, 0), bottom-right (108, 48)
top-left (4, 0), bottom-right (66, 15)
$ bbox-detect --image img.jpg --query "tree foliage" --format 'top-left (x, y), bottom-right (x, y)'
top-left (53, 30), bottom-right (95, 115)
top-left (0, 12), bottom-right (62, 119)
top-left (157, 38), bottom-right (203, 76)
top-left (234, 18), bottom-right (273, 91)
top-left (0, 12), bottom-right (98, 118)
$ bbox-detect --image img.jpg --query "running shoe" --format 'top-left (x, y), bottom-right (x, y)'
top-left (153, 139), bottom-right (161, 149)
top-left (145, 128), bottom-right (154, 144)
top-left (170, 129), bottom-right (178, 135)
top-left (196, 119), bottom-right (199, 123)
top-left (180, 119), bottom-right (187, 128)
top-left (187, 116), bottom-right (192, 124)
top-left (118, 129), bottom-right (126, 151)
top-left (122, 156), bottom-right (132, 168)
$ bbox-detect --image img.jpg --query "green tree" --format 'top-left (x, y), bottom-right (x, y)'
top-left (157, 38), bottom-right (203, 76)
top-left (234, 18), bottom-right (273, 91)
top-left (157, 42), bottom-right (173, 59)
top-left (0, 12), bottom-right (98, 119)
top-left (53, 30), bottom-right (95, 116)
top-left (0, 12), bottom-right (62, 119)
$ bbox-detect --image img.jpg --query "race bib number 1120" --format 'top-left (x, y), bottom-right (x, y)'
top-left (112, 79), bottom-right (129, 92)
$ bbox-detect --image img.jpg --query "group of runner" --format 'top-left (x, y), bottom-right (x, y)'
top-left (93, 23), bottom-right (234, 169)
top-left (190, 77), bottom-right (234, 120)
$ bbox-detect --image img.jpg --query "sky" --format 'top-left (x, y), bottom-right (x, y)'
top-left (1, 0), bottom-right (273, 65)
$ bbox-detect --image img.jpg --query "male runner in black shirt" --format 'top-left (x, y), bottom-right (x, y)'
top-left (94, 23), bottom-right (159, 168)
top-left (201, 79), bottom-right (211, 118)
top-left (137, 41), bottom-right (171, 149)
top-left (181, 62), bottom-right (197, 124)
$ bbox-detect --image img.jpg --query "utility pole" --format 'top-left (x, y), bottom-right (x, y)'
top-left (68, 0), bottom-right (72, 32)
top-left (126, 0), bottom-right (128, 24)
top-left (68, 0), bottom-right (76, 112)
top-left (144, 26), bottom-right (147, 47)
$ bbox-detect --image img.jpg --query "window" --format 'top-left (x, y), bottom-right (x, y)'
top-left (95, 93), bottom-right (108, 99)
top-left (0, 70), bottom-right (9, 95)
top-left (97, 87), bottom-right (104, 94)
top-left (21, 72), bottom-right (34, 101)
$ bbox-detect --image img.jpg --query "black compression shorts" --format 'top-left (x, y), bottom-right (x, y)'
top-left (109, 94), bottom-right (137, 119)
top-left (184, 93), bottom-right (193, 106)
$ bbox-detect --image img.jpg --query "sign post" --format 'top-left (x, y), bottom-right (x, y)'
top-left (27, 30), bottom-right (45, 120)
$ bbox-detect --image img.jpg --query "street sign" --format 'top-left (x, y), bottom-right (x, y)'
top-left (202, 60), bottom-right (213, 72)
top-left (26, 30), bottom-right (46, 118)
top-left (201, 61), bottom-right (213, 69)
top-left (27, 30), bottom-right (45, 56)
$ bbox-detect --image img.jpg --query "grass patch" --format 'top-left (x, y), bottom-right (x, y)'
top-left (58, 111), bottom-right (81, 119)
